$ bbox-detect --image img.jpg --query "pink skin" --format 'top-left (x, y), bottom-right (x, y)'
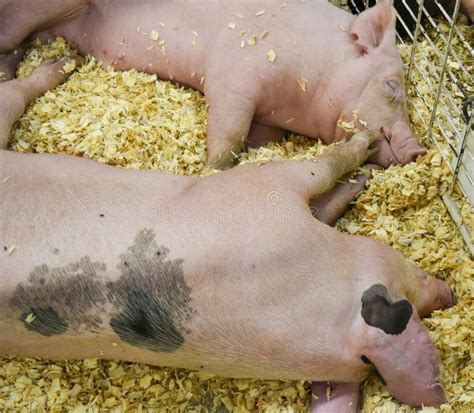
top-left (0, 0), bottom-right (425, 168)
top-left (363, 311), bottom-right (446, 406)
top-left (311, 268), bottom-right (453, 410)
top-left (311, 382), bottom-right (360, 412)
top-left (462, 0), bottom-right (474, 20)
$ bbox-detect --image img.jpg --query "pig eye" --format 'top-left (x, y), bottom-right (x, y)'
top-left (383, 79), bottom-right (400, 100)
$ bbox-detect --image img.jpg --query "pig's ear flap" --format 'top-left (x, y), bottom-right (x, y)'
top-left (348, 1), bottom-right (396, 55)
top-left (362, 312), bottom-right (446, 406)
top-left (360, 284), bottom-right (446, 406)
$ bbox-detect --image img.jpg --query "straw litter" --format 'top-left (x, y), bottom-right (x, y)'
top-left (1, 16), bottom-right (473, 413)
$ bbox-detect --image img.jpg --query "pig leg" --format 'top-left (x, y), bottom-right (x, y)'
top-left (310, 164), bottom-right (380, 226)
top-left (0, 45), bottom-right (25, 82)
top-left (247, 122), bottom-right (286, 148)
top-left (274, 130), bottom-right (380, 200)
top-left (0, 58), bottom-right (75, 148)
top-left (310, 382), bottom-right (360, 413)
top-left (0, 0), bottom-right (87, 53)
top-left (205, 89), bottom-right (256, 169)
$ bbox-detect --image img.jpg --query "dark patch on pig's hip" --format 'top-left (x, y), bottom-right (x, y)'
top-left (9, 257), bottom-right (107, 334)
top-left (21, 307), bottom-right (69, 336)
top-left (107, 229), bottom-right (194, 352)
top-left (361, 284), bottom-right (412, 335)
top-left (110, 290), bottom-right (184, 352)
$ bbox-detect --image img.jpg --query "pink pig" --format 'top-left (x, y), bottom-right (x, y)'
top-left (0, 0), bottom-right (426, 168)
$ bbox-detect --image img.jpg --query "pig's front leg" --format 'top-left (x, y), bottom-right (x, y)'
top-left (205, 87), bottom-right (256, 169)
top-left (0, 46), bottom-right (25, 82)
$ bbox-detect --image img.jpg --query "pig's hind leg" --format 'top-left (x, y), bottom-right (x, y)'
top-left (205, 88), bottom-right (257, 169)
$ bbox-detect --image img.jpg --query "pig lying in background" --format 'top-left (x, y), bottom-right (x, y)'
top-left (0, 60), bottom-right (452, 411)
top-left (0, 0), bottom-right (426, 168)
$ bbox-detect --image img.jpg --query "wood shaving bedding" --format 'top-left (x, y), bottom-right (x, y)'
top-left (1, 21), bottom-right (473, 412)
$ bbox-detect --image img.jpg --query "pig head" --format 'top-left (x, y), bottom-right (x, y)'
top-left (332, 2), bottom-right (426, 167)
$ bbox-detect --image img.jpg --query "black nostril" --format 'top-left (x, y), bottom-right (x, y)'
top-left (361, 355), bottom-right (372, 364)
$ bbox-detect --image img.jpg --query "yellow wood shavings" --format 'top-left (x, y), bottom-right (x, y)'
top-left (326, 385), bottom-right (331, 401)
top-left (232, 12), bottom-right (244, 19)
top-left (6, 245), bottom-right (16, 255)
top-left (247, 35), bottom-right (257, 46)
top-left (149, 30), bottom-right (159, 41)
top-left (227, 22), bottom-right (236, 30)
top-left (260, 30), bottom-right (269, 39)
top-left (24, 313), bottom-right (36, 323)
top-left (255, 10), bottom-right (266, 16)
top-left (297, 78), bottom-right (307, 92)
top-left (267, 49), bottom-right (276, 63)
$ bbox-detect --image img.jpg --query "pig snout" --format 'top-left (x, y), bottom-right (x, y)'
top-left (414, 274), bottom-right (454, 317)
top-left (388, 120), bottom-right (426, 164)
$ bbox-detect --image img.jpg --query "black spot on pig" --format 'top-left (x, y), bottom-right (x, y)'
top-left (110, 290), bottom-right (184, 352)
top-left (21, 307), bottom-right (68, 336)
top-left (108, 229), bottom-right (194, 352)
top-left (10, 257), bottom-right (107, 334)
top-left (361, 284), bottom-right (412, 335)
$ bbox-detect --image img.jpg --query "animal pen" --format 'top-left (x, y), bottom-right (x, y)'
top-left (343, 0), bottom-right (473, 255)
top-left (0, 0), bottom-right (472, 412)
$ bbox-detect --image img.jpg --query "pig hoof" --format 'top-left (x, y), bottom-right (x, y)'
top-left (352, 129), bottom-right (380, 147)
top-left (0, 46), bottom-right (26, 82)
top-left (368, 139), bottom-right (398, 168)
top-left (27, 57), bottom-right (80, 92)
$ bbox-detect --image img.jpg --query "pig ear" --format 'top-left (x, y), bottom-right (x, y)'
top-left (348, 2), bottom-right (396, 54)
top-left (362, 312), bottom-right (446, 406)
